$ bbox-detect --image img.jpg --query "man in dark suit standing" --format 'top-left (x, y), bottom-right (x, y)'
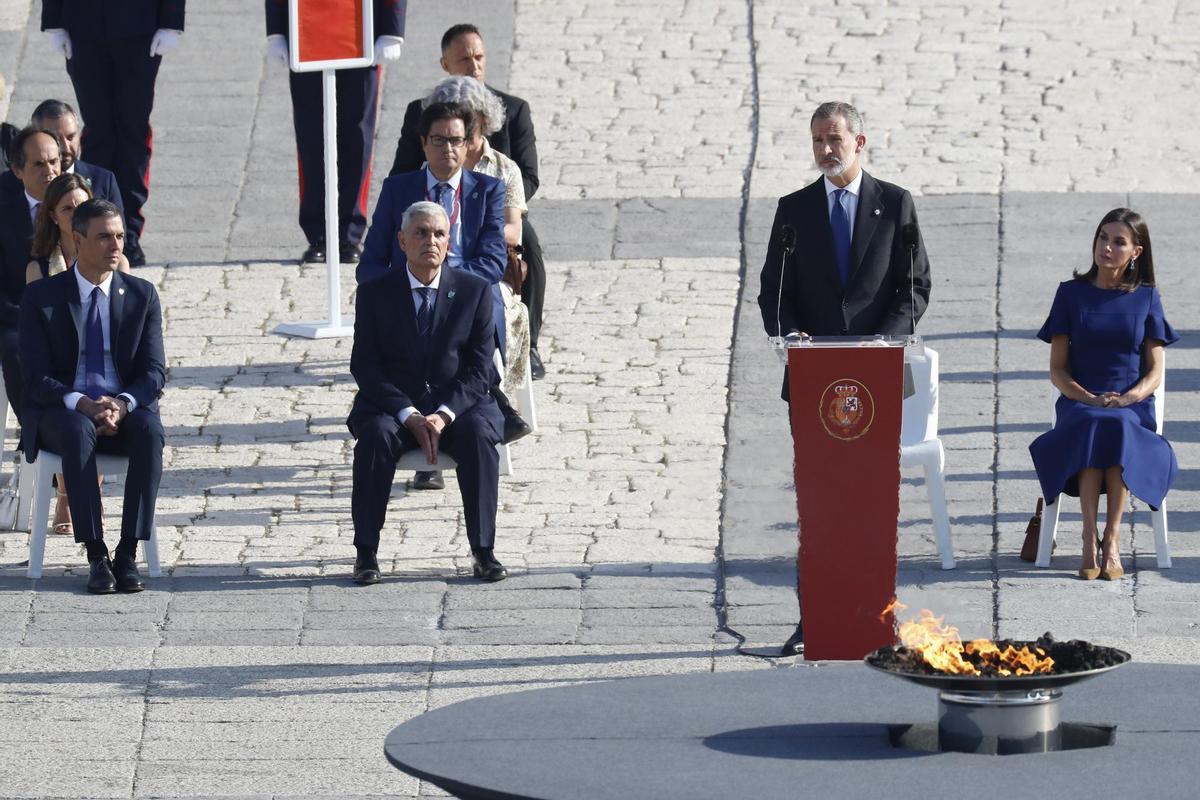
top-left (19, 200), bottom-right (166, 594)
top-left (1, 127), bottom-right (63, 416)
top-left (265, 0), bottom-right (407, 265)
top-left (41, 0), bottom-right (185, 267)
top-left (757, 101), bottom-right (932, 655)
top-left (389, 23), bottom-right (548, 380)
top-left (348, 200), bottom-right (506, 585)
top-left (29, 99), bottom-right (125, 217)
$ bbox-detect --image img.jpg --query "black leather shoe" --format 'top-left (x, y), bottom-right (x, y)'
top-left (502, 411), bottom-right (533, 444)
top-left (529, 348), bottom-right (545, 380)
top-left (412, 471), bottom-right (445, 490)
top-left (471, 549), bottom-right (508, 582)
top-left (111, 554), bottom-right (144, 593)
top-left (87, 558), bottom-right (117, 594)
top-left (352, 551), bottom-right (381, 585)
top-left (339, 241), bottom-right (362, 263)
top-left (781, 621), bottom-right (804, 656)
top-left (301, 241), bottom-right (325, 263)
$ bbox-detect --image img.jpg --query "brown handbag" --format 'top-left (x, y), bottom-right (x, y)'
top-left (1019, 498), bottom-right (1044, 562)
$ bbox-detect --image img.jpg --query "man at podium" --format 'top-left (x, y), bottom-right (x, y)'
top-left (756, 101), bottom-right (932, 655)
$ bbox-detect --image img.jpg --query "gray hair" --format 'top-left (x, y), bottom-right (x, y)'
top-left (401, 201), bottom-right (449, 232)
top-left (422, 76), bottom-right (506, 135)
top-left (811, 101), bottom-right (864, 136)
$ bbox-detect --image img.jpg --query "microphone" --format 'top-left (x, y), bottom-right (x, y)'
top-left (901, 223), bottom-right (919, 338)
top-left (774, 225), bottom-right (796, 347)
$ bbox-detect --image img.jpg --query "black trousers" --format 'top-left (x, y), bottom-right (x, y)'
top-left (37, 407), bottom-right (164, 544)
top-left (0, 327), bottom-right (20, 421)
top-left (520, 216), bottom-right (546, 349)
top-left (350, 404), bottom-right (502, 551)
top-left (65, 34), bottom-right (160, 244)
top-left (289, 65), bottom-right (381, 247)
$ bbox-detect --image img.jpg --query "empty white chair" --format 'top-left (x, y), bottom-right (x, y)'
top-left (1036, 366), bottom-right (1169, 568)
top-left (26, 451), bottom-right (161, 579)
top-left (900, 346), bottom-right (955, 570)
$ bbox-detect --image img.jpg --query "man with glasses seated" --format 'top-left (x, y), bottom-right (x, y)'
top-left (358, 101), bottom-right (526, 493)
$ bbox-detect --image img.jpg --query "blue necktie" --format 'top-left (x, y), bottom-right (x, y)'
top-left (85, 286), bottom-right (105, 399)
top-left (416, 286), bottom-right (435, 342)
top-left (435, 182), bottom-right (453, 221)
top-left (831, 188), bottom-right (852, 286)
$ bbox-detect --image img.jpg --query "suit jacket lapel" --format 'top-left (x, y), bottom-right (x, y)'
top-left (109, 271), bottom-right (126, 375)
top-left (459, 169), bottom-right (477, 257)
top-left (63, 269), bottom-right (85, 361)
top-left (429, 268), bottom-right (455, 345)
top-left (847, 172), bottom-right (883, 286)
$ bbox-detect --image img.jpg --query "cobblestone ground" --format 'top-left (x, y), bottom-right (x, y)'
top-left (0, 0), bottom-right (1198, 797)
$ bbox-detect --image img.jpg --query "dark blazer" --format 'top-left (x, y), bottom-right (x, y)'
top-left (349, 265), bottom-right (496, 425)
top-left (757, 171), bottom-right (932, 399)
top-left (388, 87), bottom-right (539, 199)
top-left (0, 171), bottom-right (35, 327)
top-left (74, 161), bottom-right (125, 213)
top-left (42, 0), bottom-right (186, 39)
top-left (265, 0), bottom-right (406, 39)
top-left (18, 268), bottom-right (167, 460)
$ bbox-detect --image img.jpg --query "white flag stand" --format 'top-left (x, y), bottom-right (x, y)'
top-left (274, 68), bottom-right (354, 339)
top-left (273, 0), bottom-right (374, 339)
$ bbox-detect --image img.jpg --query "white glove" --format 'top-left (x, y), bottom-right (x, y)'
top-left (46, 29), bottom-right (72, 60)
top-left (267, 34), bottom-right (289, 67)
top-left (149, 29), bottom-right (182, 57)
top-left (374, 35), bottom-right (403, 63)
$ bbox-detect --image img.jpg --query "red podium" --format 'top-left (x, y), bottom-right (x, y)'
top-left (784, 336), bottom-right (913, 660)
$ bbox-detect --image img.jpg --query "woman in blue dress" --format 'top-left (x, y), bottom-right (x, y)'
top-left (1029, 208), bottom-right (1178, 581)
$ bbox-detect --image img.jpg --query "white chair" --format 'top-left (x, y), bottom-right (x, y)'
top-left (900, 346), bottom-right (955, 569)
top-left (26, 451), bottom-right (161, 579)
top-left (0, 372), bottom-right (10, 467)
top-left (1036, 366), bottom-right (1169, 568)
top-left (395, 352), bottom-right (537, 477)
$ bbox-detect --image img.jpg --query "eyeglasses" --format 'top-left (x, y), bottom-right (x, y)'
top-left (428, 135), bottom-right (467, 149)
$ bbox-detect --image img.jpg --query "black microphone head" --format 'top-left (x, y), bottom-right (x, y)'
top-left (901, 223), bottom-right (919, 250)
top-left (780, 224), bottom-right (796, 252)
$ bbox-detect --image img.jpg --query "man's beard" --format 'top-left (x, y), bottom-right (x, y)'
top-left (816, 159), bottom-right (846, 178)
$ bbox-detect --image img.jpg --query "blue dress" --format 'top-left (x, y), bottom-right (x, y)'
top-left (1029, 279), bottom-right (1179, 509)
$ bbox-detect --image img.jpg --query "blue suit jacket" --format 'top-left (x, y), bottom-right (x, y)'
top-left (0, 171), bottom-right (34, 327)
top-left (18, 268), bottom-right (167, 461)
top-left (74, 161), bottom-right (125, 214)
top-left (42, 0), bottom-right (186, 39)
top-left (348, 265), bottom-right (498, 427)
top-left (357, 167), bottom-right (506, 349)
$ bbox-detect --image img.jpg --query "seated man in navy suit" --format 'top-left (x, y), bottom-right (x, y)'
top-left (348, 200), bottom-right (506, 585)
top-left (359, 101), bottom-right (528, 492)
top-left (29, 99), bottom-right (125, 220)
top-left (19, 199), bottom-right (166, 594)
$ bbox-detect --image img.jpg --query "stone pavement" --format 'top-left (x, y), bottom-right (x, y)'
top-left (0, 0), bottom-right (1197, 797)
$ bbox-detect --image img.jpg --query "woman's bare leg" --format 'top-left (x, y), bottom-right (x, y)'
top-left (1101, 465), bottom-right (1128, 574)
top-left (1077, 468), bottom-right (1103, 571)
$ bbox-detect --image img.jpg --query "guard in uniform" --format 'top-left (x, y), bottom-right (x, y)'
top-left (41, 0), bottom-right (186, 266)
top-left (265, 0), bottom-right (407, 264)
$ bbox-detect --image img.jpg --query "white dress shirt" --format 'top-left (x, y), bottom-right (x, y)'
top-left (823, 171), bottom-right (863, 242)
top-left (424, 168), bottom-right (464, 268)
top-left (63, 268), bottom-right (138, 412)
top-left (396, 267), bottom-right (456, 426)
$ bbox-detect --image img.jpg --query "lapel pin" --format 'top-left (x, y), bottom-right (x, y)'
top-left (471, 192), bottom-right (478, 199)
top-left (447, 290), bottom-right (456, 299)
top-left (118, 287), bottom-right (125, 295)
top-left (873, 208), bottom-right (881, 216)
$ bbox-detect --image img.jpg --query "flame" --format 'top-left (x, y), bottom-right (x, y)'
top-left (889, 604), bottom-right (1055, 676)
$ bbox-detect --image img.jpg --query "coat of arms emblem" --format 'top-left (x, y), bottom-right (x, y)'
top-left (819, 379), bottom-right (875, 440)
